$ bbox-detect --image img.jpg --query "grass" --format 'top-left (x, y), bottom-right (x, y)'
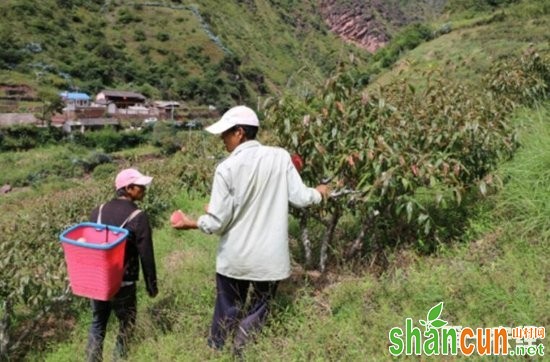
top-left (29, 102), bottom-right (549, 361)
top-left (494, 105), bottom-right (550, 241)
top-left (0, 144), bottom-right (86, 190)
top-left (373, 2), bottom-right (550, 89)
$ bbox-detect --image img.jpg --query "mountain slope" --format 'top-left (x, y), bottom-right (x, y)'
top-left (0, 0), bottom-right (446, 110)
top-left (0, 0), bottom-right (368, 108)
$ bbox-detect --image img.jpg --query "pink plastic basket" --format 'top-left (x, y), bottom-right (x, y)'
top-left (59, 222), bottom-right (129, 301)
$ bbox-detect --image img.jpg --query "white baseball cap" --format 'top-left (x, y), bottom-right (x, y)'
top-left (205, 105), bottom-right (259, 134)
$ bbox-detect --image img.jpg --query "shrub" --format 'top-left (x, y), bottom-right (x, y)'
top-left (80, 152), bottom-right (112, 173)
top-left (373, 23), bottom-right (434, 69)
top-left (118, 8), bottom-right (140, 24)
top-left (133, 29), bottom-right (146, 42)
top-left (485, 48), bottom-right (549, 107)
top-left (71, 127), bottom-right (147, 153)
top-left (92, 162), bottom-right (117, 180)
top-left (0, 126), bottom-right (63, 152)
top-left (445, 0), bottom-right (520, 13)
top-left (266, 62), bottom-right (520, 270)
top-left (156, 32), bottom-right (170, 42)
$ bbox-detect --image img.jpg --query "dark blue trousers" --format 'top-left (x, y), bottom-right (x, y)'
top-left (208, 273), bottom-right (279, 350)
top-left (86, 284), bottom-right (137, 362)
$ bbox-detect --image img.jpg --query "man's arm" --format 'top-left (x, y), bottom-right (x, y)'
top-left (172, 167), bottom-right (233, 234)
top-left (287, 158), bottom-right (329, 207)
top-left (135, 213), bottom-right (158, 297)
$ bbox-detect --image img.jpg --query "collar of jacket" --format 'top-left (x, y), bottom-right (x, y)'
top-left (230, 140), bottom-right (261, 157)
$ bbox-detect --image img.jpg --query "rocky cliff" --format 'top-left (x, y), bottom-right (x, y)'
top-left (319, 0), bottom-right (447, 52)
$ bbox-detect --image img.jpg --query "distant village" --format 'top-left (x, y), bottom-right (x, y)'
top-left (0, 84), bottom-right (218, 133)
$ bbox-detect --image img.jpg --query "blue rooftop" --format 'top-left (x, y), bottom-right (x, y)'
top-left (60, 92), bottom-right (91, 101)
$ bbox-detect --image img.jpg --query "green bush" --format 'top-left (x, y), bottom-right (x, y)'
top-left (0, 126), bottom-right (64, 152)
top-left (373, 23), bottom-right (434, 69)
top-left (445, 0), bottom-right (520, 13)
top-left (78, 151), bottom-right (112, 173)
top-left (92, 162), bottom-right (117, 180)
top-left (70, 127), bottom-right (147, 152)
top-left (134, 29), bottom-right (146, 42)
top-left (485, 49), bottom-right (550, 107)
top-left (151, 122), bottom-right (184, 155)
top-left (266, 62), bottom-right (520, 268)
top-left (118, 8), bottom-right (141, 24)
top-left (156, 32), bottom-right (170, 42)
top-left (0, 28), bottom-right (24, 69)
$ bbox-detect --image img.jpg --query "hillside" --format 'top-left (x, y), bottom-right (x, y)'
top-left (0, 0), bottom-right (445, 111)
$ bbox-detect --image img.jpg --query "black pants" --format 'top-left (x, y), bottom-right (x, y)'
top-left (86, 284), bottom-right (137, 362)
top-left (208, 273), bottom-right (279, 350)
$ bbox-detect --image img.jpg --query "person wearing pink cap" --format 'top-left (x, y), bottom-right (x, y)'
top-left (171, 105), bottom-right (329, 355)
top-left (86, 168), bottom-right (158, 362)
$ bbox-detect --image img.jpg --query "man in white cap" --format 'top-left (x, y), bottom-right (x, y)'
top-left (171, 105), bottom-right (329, 354)
top-left (86, 168), bottom-right (158, 361)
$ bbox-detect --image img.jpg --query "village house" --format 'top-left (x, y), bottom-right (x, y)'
top-left (1, 86), bottom-right (200, 133)
top-left (59, 92), bottom-right (91, 108)
top-left (52, 90), bottom-right (117, 132)
top-left (153, 100), bottom-right (185, 120)
top-left (95, 90), bottom-right (146, 110)
top-left (60, 117), bottom-right (120, 133)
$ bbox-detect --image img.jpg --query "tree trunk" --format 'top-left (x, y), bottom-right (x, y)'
top-left (0, 299), bottom-right (11, 359)
top-left (345, 217), bottom-right (373, 259)
top-left (319, 209), bottom-right (340, 272)
top-left (299, 211), bottom-right (312, 267)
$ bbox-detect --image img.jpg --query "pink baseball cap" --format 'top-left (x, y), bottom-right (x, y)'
top-left (205, 105), bottom-right (259, 134)
top-left (115, 168), bottom-right (153, 190)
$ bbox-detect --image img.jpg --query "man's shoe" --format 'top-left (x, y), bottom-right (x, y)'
top-left (207, 337), bottom-right (224, 351)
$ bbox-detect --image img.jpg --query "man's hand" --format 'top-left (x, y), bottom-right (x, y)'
top-left (315, 184), bottom-right (330, 199)
top-left (170, 210), bottom-right (198, 229)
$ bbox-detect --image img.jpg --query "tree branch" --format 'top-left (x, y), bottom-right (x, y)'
top-left (7, 286), bottom-right (72, 355)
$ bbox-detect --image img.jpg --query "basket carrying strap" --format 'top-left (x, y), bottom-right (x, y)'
top-left (97, 203), bottom-right (142, 228)
top-left (120, 209), bottom-right (142, 228)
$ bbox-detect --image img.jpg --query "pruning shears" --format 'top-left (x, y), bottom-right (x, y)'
top-left (320, 176), bottom-right (361, 198)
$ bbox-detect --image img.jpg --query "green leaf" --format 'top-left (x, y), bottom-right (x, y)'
top-left (479, 181), bottom-right (487, 196)
top-left (431, 319), bottom-right (448, 328)
top-left (423, 219), bottom-right (431, 235)
top-left (291, 133), bottom-right (298, 147)
top-left (427, 302), bottom-right (444, 322)
top-left (401, 177), bottom-right (409, 190)
top-left (418, 213), bottom-right (429, 223)
top-left (419, 319), bottom-right (426, 326)
top-left (284, 118), bottom-right (290, 132)
top-left (406, 201), bottom-right (413, 222)
top-left (454, 188), bottom-right (462, 205)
